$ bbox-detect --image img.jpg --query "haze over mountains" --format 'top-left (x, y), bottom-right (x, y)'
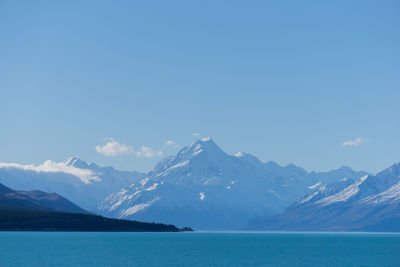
top-left (0, 138), bottom-right (371, 230)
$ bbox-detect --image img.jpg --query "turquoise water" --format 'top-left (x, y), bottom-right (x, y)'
top-left (1, 232), bottom-right (400, 266)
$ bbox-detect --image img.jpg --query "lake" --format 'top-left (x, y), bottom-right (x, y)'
top-left (0, 232), bottom-right (399, 266)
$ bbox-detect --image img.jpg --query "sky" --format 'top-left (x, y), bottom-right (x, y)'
top-left (1, 0), bottom-right (399, 174)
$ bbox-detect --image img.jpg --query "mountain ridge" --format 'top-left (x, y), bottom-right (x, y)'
top-left (245, 161), bottom-right (400, 231)
top-left (97, 138), bottom-right (368, 229)
top-left (0, 138), bottom-right (372, 229)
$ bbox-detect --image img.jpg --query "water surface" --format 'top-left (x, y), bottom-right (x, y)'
top-left (1, 231), bottom-right (399, 266)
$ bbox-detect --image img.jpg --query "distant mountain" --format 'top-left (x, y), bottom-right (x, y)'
top-left (246, 162), bottom-right (400, 231)
top-left (97, 138), bottom-right (368, 230)
top-left (0, 182), bottom-right (87, 214)
top-left (308, 166), bottom-right (368, 185)
top-left (0, 158), bottom-right (145, 210)
top-left (0, 139), bottom-right (369, 229)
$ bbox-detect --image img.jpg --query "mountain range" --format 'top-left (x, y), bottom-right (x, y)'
top-left (2, 137), bottom-right (396, 230)
top-left (246, 163), bottom-right (400, 231)
top-left (97, 138), bottom-right (367, 229)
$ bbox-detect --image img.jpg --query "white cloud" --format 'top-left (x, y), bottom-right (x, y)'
top-left (0, 161), bottom-right (100, 184)
top-left (95, 138), bottom-right (164, 158)
top-left (137, 146), bottom-right (163, 158)
top-left (165, 140), bottom-right (175, 147)
top-left (162, 140), bottom-right (180, 151)
top-left (96, 138), bottom-right (134, 157)
top-left (341, 137), bottom-right (371, 147)
top-left (192, 133), bottom-right (201, 138)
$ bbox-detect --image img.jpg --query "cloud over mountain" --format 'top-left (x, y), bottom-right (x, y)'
top-left (0, 160), bottom-right (99, 184)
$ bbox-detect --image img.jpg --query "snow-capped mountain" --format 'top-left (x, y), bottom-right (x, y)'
top-left (0, 157), bottom-right (145, 210)
top-left (97, 138), bottom-right (367, 230)
top-left (246, 162), bottom-right (400, 231)
top-left (0, 138), bottom-right (369, 229)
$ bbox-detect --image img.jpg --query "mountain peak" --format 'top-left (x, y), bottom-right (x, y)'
top-left (234, 151), bottom-right (245, 157)
top-left (377, 162), bottom-right (400, 177)
top-left (200, 137), bottom-right (212, 142)
top-left (152, 138), bottom-right (227, 172)
top-left (234, 151), bottom-right (263, 165)
top-left (183, 137), bottom-right (222, 155)
top-left (64, 157), bottom-right (89, 169)
top-left (338, 165), bottom-right (353, 171)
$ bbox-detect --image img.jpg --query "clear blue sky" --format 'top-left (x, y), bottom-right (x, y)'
top-left (1, 0), bottom-right (399, 173)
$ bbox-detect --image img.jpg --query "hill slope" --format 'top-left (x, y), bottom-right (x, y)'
top-left (0, 182), bottom-right (87, 214)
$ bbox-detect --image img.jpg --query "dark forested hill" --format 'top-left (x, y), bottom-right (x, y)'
top-left (0, 182), bottom-right (191, 232)
top-left (0, 210), bottom-right (188, 232)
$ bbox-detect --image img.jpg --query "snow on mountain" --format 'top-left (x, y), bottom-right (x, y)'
top-left (0, 157), bottom-right (145, 210)
top-left (315, 176), bottom-right (367, 206)
top-left (97, 138), bottom-right (367, 230)
top-left (360, 163), bottom-right (400, 205)
top-left (0, 138), bottom-right (370, 230)
top-left (246, 162), bottom-right (400, 231)
top-left (361, 183), bottom-right (400, 204)
top-left (311, 163), bottom-right (400, 207)
top-left (298, 178), bottom-right (355, 205)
